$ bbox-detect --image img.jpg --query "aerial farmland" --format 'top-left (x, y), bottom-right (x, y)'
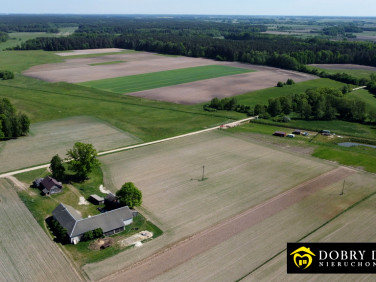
top-left (1, 12), bottom-right (376, 282)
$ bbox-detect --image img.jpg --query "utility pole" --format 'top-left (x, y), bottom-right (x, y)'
top-left (340, 180), bottom-right (345, 195)
top-left (202, 165), bottom-right (205, 181)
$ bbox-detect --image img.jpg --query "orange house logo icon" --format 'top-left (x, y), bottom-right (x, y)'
top-left (290, 246), bottom-right (316, 269)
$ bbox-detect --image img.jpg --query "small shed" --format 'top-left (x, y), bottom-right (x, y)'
top-left (90, 194), bottom-right (105, 205)
top-left (273, 131), bottom-right (286, 137)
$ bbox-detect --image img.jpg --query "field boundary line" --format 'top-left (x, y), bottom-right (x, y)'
top-left (0, 117), bottom-right (256, 178)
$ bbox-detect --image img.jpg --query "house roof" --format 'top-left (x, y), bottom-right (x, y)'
top-left (41, 176), bottom-right (62, 191)
top-left (52, 203), bottom-right (133, 238)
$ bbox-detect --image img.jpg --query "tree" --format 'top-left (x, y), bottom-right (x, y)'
top-left (277, 81), bottom-right (284, 87)
top-left (19, 113), bottom-right (30, 135)
top-left (66, 142), bottom-right (100, 180)
top-left (82, 231), bottom-right (94, 241)
top-left (286, 79), bottom-right (295, 85)
top-left (267, 98), bottom-right (282, 117)
top-left (93, 228), bottom-right (103, 238)
top-left (50, 154), bottom-right (65, 181)
top-left (116, 182), bottom-right (142, 208)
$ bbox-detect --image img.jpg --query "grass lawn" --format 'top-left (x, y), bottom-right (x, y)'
top-left (78, 65), bottom-right (254, 94)
top-left (347, 88), bottom-right (376, 112)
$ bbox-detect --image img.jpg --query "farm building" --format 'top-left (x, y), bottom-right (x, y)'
top-left (89, 194), bottom-right (105, 205)
top-left (34, 176), bottom-right (62, 195)
top-left (52, 203), bottom-right (134, 244)
top-left (273, 131), bottom-right (286, 137)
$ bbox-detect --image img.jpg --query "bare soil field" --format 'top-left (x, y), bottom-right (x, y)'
top-left (83, 131), bottom-right (333, 280)
top-left (248, 172), bottom-right (376, 282)
top-left (127, 63), bottom-right (316, 104)
top-left (309, 64), bottom-right (376, 71)
top-left (0, 116), bottom-right (141, 173)
top-left (23, 50), bottom-right (317, 104)
top-left (153, 171), bottom-right (376, 282)
top-left (55, 48), bottom-right (125, 56)
top-left (0, 178), bottom-right (82, 281)
top-left (23, 52), bottom-right (219, 83)
top-left (105, 167), bottom-right (355, 282)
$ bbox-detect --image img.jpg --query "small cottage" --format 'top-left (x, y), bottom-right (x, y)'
top-left (34, 176), bottom-right (63, 195)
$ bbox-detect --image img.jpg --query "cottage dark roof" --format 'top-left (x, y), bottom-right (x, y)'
top-left (52, 203), bottom-right (133, 238)
top-left (41, 176), bottom-right (62, 191)
top-left (105, 192), bottom-right (117, 202)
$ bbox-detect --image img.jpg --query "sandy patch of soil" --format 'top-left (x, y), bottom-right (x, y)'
top-left (103, 167), bottom-right (355, 282)
top-left (118, 231), bottom-right (153, 248)
top-left (78, 196), bottom-right (89, 205)
top-left (55, 48), bottom-right (125, 56)
top-left (99, 184), bottom-right (111, 194)
top-left (310, 64), bottom-right (376, 71)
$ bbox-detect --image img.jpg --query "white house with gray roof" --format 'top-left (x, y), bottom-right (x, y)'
top-left (52, 203), bottom-right (133, 244)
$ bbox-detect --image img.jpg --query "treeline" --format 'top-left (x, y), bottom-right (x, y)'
top-left (14, 30), bottom-right (376, 69)
top-left (259, 88), bottom-right (374, 123)
top-left (0, 98), bottom-right (30, 140)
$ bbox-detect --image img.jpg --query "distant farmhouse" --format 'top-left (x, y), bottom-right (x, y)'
top-left (52, 203), bottom-right (134, 244)
top-left (34, 176), bottom-right (63, 195)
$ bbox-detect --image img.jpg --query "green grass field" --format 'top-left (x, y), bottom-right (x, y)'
top-left (307, 66), bottom-right (376, 80)
top-left (235, 78), bottom-right (346, 105)
top-left (79, 65), bottom-right (254, 94)
top-left (0, 27), bottom-right (77, 51)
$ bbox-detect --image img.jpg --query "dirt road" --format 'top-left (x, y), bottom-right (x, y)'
top-left (0, 117), bottom-right (256, 178)
top-left (102, 166), bottom-right (355, 282)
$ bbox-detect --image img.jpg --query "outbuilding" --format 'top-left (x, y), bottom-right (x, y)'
top-left (89, 194), bottom-right (105, 205)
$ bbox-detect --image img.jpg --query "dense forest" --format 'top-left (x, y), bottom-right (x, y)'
top-left (0, 98), bottom-right (30, 140)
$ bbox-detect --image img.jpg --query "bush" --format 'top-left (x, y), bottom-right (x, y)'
top-left (277, 81), bottom-right (284, 87)
top-left (286, 79), bottom-right (295, 85)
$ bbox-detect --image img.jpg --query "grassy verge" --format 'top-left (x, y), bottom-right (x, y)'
top-left (79, 65), bottom-right (254, 94)
top-left (89, 60), bottom-right (125, 66)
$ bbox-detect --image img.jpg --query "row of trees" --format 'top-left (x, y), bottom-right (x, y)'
top-left (0, 98), bottom-right (30, 140)
top-left (263, 88), bottom-right (372, 122)
top-left (203, 97), bottom-right (251, 115)
top-left (13, 30), bottom-right (376, 69)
